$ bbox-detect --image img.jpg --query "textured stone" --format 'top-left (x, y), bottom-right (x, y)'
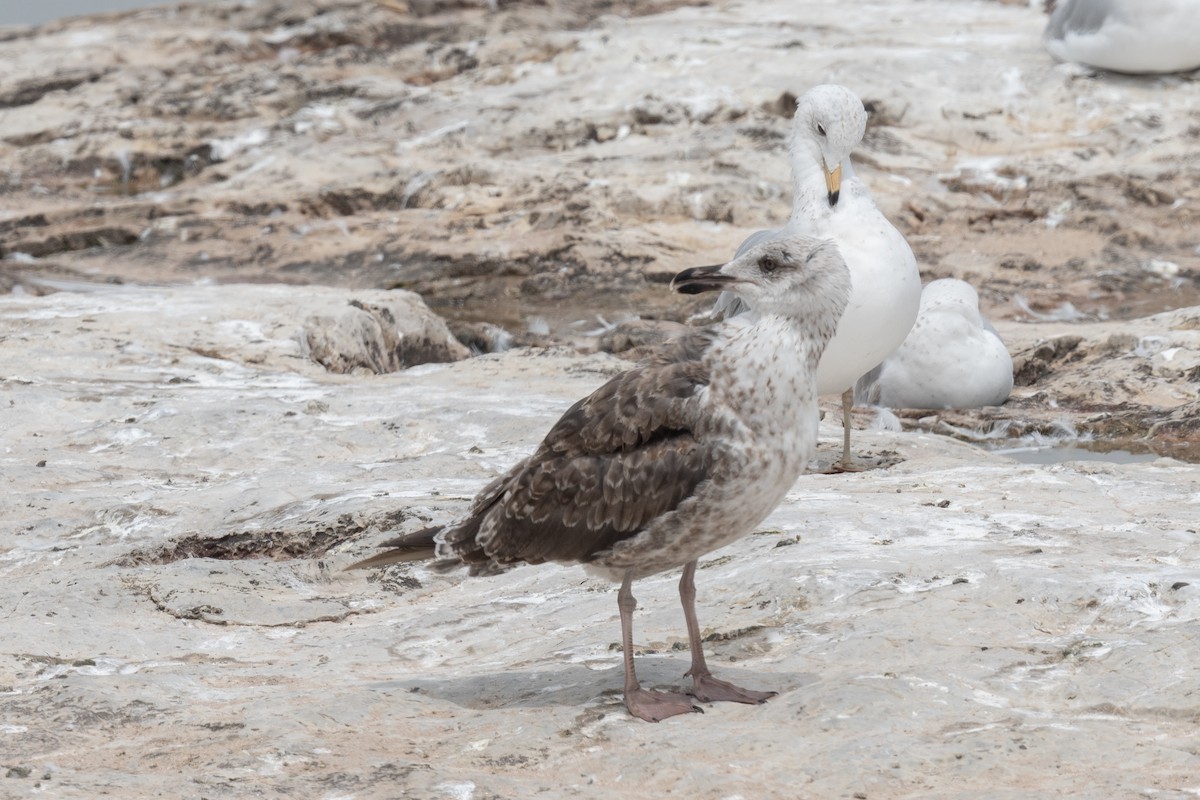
top-left (304, 294), bottom-right (470, 374)
top-left (2, 0), bottom-right (1200, 795)
top-left (2, 281), bottom-right (1199, 799)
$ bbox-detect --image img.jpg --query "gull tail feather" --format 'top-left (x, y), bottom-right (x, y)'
top-left (344, 525), bottom-right (440, 570)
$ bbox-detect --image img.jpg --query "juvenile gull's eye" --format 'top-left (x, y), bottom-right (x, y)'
top-left (759, 255), bottom-right (778, 273)
top-left (816, 123), bottom-right (826, 137)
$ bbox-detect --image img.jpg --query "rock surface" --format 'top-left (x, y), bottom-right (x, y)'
top-left (303, 293), bottom-right (471, 373)
top-left (2, 0), bottom-right (1200, 797)
top-left (3, 281), bottom-right (1200, 799)
top-left (2, 0), bottom-right (1199, 452)
top-left (924, 308), bottom-right (1200, 456)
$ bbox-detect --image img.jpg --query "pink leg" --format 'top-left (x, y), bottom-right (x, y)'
top-left (828, 389), bottom-right (867, 473)
top-left (679, 560), bottom-right (775, 705)
top-left (617, 570), bottom-right (699, 722)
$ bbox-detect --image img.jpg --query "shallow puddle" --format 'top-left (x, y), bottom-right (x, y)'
top-left (991, 444), bottom-right (1162, 465)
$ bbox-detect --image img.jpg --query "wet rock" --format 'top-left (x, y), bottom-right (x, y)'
top-left (3, 0), bottom-right (1195, 337)
top-left (448, 319), bottom-right (517, 354)
top-left (0, 0), bottom-right (1197, 464)
top-left (1012, 335), bottom-right (1084, 385)
top-left (597, 318), bottom-right (691, 356)
top-left (2, 227), bottom-right (139, 259)
top-left (0, 68), bottom-right (110, 110)
top-left (631, 95), bottom-right (684, 126)
top-left (765, 90), bottom-right (798, 118)
top-left (304, 295), bottom-right (470, 373)
top-left (917, 309), bottom-right (1200, 459)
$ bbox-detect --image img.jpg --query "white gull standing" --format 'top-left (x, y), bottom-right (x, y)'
top-left (714, 84), bottom-right (921, 470)
top-left (348, 235), bottom-right (851, 722)
top-left (1044, 0), bottom-right (1200, 74)
top-left (854, 278), bottom-right (1013, 410)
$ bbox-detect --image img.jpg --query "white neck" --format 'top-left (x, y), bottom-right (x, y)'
top-left (789, 154), bottom-right (855, 224)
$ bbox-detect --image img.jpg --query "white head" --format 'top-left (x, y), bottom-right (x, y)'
top-left (921, 278), bottom-right (980, 310)
top-left (789, 85), bottom-right (868, 207)
top-left (672, 236), bottom-right (852, 339)
top-left (920, 278), bottom-right (984, 325)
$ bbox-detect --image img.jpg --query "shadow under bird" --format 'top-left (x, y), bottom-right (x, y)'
top-left (348, 235), bottom-right (851, 722)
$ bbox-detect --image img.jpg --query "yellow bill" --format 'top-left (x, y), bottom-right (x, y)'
top-left (823, 161), bottom-right (842, 207)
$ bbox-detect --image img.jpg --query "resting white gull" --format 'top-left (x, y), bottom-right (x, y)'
top-left (712, 85), bottom-right (921, 470)
top-left (348, 235), bottom-right (851, 722)
top-left (854, 278), bottom-right (1013, 410)
top-left (1044, 0), bottom-right (1200, 74)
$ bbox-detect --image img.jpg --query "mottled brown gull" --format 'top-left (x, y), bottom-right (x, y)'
top-left (348, 235), bottom-right (851, 722)
top-left (712, 84), bottom-right (921, 471)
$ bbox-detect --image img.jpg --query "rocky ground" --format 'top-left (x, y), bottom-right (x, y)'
top-left (2, 0), bottom-right (1199, 455)
top-left (2, 282), bottom-right (1199, 799)
top-left (2, 0), bottom-right (1199, 797)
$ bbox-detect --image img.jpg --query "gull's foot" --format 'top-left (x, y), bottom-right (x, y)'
top-left (824, 459), bottom-right (868, 474)
top-left (688, 672), bottom-right (777, 705)
top-left (625, 688), bottom-right (703, 722)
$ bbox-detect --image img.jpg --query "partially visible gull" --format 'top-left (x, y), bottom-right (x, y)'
top-left (1045, 0), bottom-right (1200, 74)
top-left (855, 279), bottom-right (1013, 410)
top-left (713, 84), bottom-right (921, 470)
top-left (348, 235), bottom-right (852, 723)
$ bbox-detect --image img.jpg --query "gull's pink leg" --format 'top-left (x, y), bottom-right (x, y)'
top-left (618, 569), bottom-right (699, 722)
top-left (679, 560), bottom-right (775, 704)
top-left (828, 389), bottom-right (868, 473)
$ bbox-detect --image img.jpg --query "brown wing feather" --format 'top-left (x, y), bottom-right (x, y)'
top-left (636, 328), bottom-right (718, 368)
top-left (442, 350), bottom-right (716, 568)
top-left (479, 432), bottom-right (712, 565)
top-left (544, 358), bottom-right (711, 455)
top-left (352, 332), bottom-right (719, 572)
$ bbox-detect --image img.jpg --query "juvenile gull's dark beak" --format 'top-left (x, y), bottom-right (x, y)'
top-left (823, 160), bottom-right (842, 207)
top-left (671, 264), bottom-right (741, 295)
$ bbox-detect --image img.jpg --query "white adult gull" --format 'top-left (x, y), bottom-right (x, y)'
top-left (854, 278), bottom-right (1013, 410)
top-left (713, 84), bottom-right (921, 470)
top-left (1044, 0), bottom-right (1200, 74)
top-left (348, 235), bottom-right (852, 723)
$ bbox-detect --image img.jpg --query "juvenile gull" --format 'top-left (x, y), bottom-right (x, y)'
top-left (854, 279), bottom-right (1013, 410)
top-left (713, 85), bottom-right (921, 470)
top-left (348, 236), bottom-right (851, 722)
top-left (1045, 0), bottom-right (1200, 74)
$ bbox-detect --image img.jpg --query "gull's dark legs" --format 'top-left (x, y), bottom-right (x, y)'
top-left (679, 560), bottom-right (776, 704)
top-left (617, 569), bottom-right (699, 722)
